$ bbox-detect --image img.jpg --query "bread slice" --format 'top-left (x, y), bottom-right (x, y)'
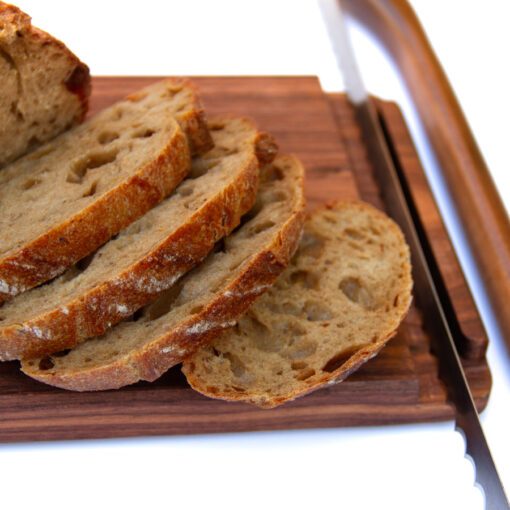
top-left (0, 116), bottom-right (272, 360)
top-left (21, 154), bottom-right (305, 390)
top-left (182, 201), bottom-right (413, 408)
top-left (0, 2), bottom-right (91, 167)
top-left (0, 78), bottom-right (213, 302)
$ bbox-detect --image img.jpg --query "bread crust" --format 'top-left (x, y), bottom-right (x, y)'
top-left (0, 2), bottom-right (91, 166)
top-left (183, 200), bottom-right (413, 408)
top-left (3, 117), bottom-right (272, 360)
top-left (21, 154), bottom-right (305, 390)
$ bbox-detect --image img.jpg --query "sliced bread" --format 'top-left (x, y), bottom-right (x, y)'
top-left (0, 2), bottom-right (91, 167)
top-left (182, 201), bottom-right (413, 408)
top-left (21, 154), bottom-right (305, 390)
top-left (0, 116), bottom-right (272, 360)
top-left (0, 78), bottom-right (212, 302)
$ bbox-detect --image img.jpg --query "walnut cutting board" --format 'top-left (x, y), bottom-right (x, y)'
top-left (0, 77), bottom-right (491, 442)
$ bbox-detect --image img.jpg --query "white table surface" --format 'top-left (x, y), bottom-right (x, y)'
top-left (2, 1), bottom-right (509, 509)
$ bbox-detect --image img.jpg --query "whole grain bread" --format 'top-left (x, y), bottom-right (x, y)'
top-left (0, 2), bottom-right (91, 167)
top-left (1, 116), bottom-right (271, 360)
top-left (182, 201), bottom-right (413, 408)
top-left (21, 154), bottom-right (305, 390)
top-left (0, 78), bottom-right (213, 302)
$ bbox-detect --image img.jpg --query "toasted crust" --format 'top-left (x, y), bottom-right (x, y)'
top-left (182, 201), bottom-right (413, 408)
top-left (0, 78), bottom-right (215, 302)
top-left (0, 2), bottom-right (91, 167)
top-left (21, 154), bottom-right (306, 390)
top-left (1, 117), bottom-right (271, 360)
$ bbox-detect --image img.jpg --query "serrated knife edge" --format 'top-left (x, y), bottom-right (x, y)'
top-left (318, 1), bottom-right (509, 508)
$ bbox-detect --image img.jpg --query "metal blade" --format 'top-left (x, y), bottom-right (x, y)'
top-left (319, 1), bottom-right (509, 507)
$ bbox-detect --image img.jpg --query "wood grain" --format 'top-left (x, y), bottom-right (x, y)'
top-left (343, 0), bottom-right (510, 350)
top-left (0, 76), bottom-right (491, 442)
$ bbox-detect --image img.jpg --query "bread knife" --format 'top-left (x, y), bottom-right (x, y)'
top-left (319, 1), bottom-right (509, 507)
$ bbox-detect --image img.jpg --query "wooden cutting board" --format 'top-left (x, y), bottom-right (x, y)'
top-left (0, 77), bottom-right (491, 442)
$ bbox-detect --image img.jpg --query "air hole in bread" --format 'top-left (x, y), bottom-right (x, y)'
top-left (263, 190), bottom-right (287, 204)
top-left (251, 220), bottom-right (275, 234)
top-left (133, 128), bottom-right (155, 139)
top-left (82, 180), bottom-right (98, 198)
top-left (339, 277), bottom-right (374, 309)
top-left (296, 368), bottom-right (315, 381)
top-left (272, 301), bottom-right (302, 317)
top-left (303, 300), bottom-right (334, 321)
top-left (291, 361), bottom-right (306, 370)
top-left (290, 270), bottom-right (319, 289)
top-left (286, 342), bottom-right (317, 359)
top-left (178, 185), bottom-right (194, 197)
top-left (261, 165), bottom-right (284, 182)
top-left (189, 159), bottom-right (217, 179)
top-left (322, 347), bottom-right (359, 373)
top-left (209, 123), bottom-right (225, 131)
top-left (345, 228), bottom-right (363, 240)
top-left (67, 149), bottom-right (118, 184)
top-left (27, 135), bottom-right (39, 150)
top-left (123, 219), bottom-right (152, 236)
top-left (251, 322), bottom-right (284, 352)
top-left (84, 357), bottom-right (92, 363)
top-left (296, 233), bottom-right (325, 259)
top-left (22, 178), bottom-right (41, 190)
top-left (224, 352), bottom-right (246, 379)
top-left (286, 321), bottom-right (306, 336)
top-left (98, 131), bottom-right (120, 144)
top-left (112, 108), bottom-right (124, 121)
top-left (10, 102), bottom-right (24, 122)
top-left (244, 314), bottom-right (269, 335)
top-left (39, 357), bottom-right (54, 370)
top-left (190, 305), bottom-right (204, 315)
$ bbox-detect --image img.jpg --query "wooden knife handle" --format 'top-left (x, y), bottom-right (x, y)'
top-left (343, 0), bottom-right (510, 346)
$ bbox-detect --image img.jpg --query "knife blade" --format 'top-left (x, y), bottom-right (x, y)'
top-left (319, 1), bottom-right (509, 507)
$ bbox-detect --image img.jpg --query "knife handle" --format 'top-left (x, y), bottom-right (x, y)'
top-left (342, 0), bottom-right (510, 347)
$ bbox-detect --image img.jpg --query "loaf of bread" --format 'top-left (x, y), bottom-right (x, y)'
top-left (182, 201), bottom-right (413, 408)
top-left (0, 79), bottom-right (213, 302)
top-left (0, 2), bottom-right (91, 167)
top-left (0, 116), bottom-right (272, 360)
top-left (21, 155), bottom-right (306, 390)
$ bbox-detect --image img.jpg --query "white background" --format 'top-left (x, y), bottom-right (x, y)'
top-left (2, 1), bottom-right (509, 509)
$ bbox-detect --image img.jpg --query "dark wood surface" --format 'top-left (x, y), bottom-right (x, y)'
top-left (344, 0), bottom-right (510, 351)
top-left (0, 76), bottom-right (491, 442)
